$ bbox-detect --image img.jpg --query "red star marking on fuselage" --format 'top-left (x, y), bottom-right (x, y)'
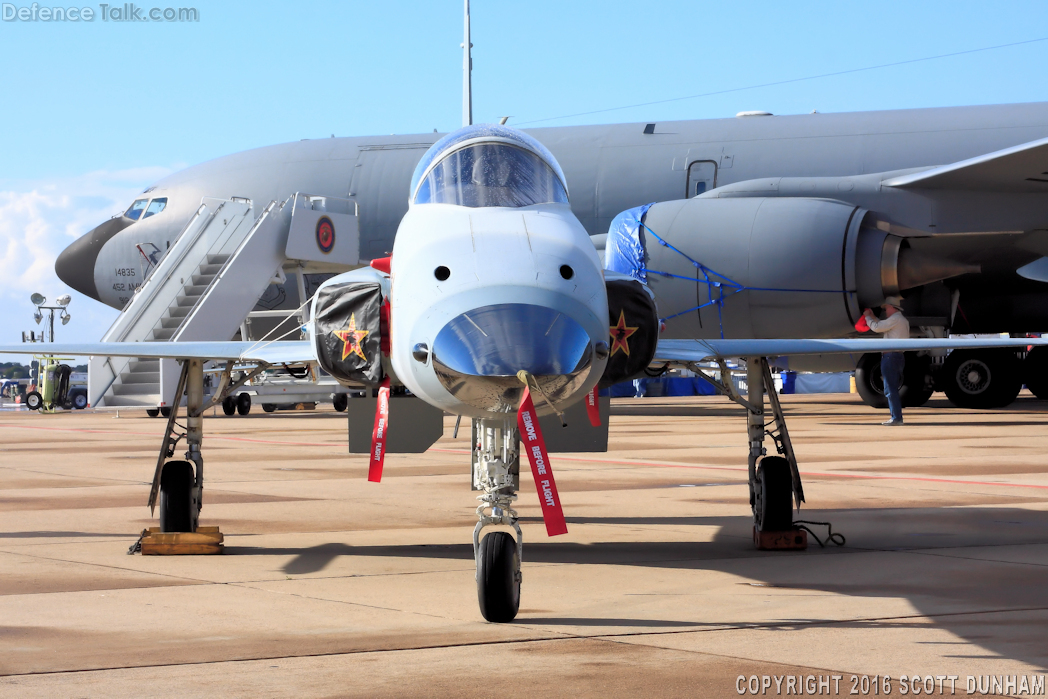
top-left (609, 310), bottom-right (638, 357)
top-left (334, 313), bottom-right (370, 361)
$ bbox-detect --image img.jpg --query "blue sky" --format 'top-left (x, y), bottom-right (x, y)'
top-left (0, 0), bottom-right (1046, 352)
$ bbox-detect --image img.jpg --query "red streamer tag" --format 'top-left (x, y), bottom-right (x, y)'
top-left (585, 386), bottom-right (600, 427)
top-left (368, 377), bottom-right (391, 483)
top-left (517, 387), bottom-right (568, 537)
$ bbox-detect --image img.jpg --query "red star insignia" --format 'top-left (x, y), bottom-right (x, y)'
top-left (609, 310), bottom-right (638, 357)
top-left (334, 314), bottom-right (370, 361)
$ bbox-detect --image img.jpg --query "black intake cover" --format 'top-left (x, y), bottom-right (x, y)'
top-left (599, 279), bottom-right (659, 388)
top-left (314, 281), bottom-right (384, 387)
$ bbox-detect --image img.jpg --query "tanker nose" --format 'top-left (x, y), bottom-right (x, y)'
top-left (430, 303), bottom-right (597, 413)
top-left (55, 216), bottom-right (133, 300)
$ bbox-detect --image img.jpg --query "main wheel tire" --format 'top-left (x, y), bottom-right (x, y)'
top-left (754, 456), bottom-right (793, 532)
top-left (332, 394), bottom-right (348, 412)
top-left (159, 460), bottom-right (195, 533)
top-left (221, 396), bottom-right (236, 416)
top-left (942, 349), bottom-right (1022, 409)
top-left (1025, 347), bottom-right (1048, 399)
top-left (901, 353), bottom-right (934, 407)
top-left (854, 353), bottom-right (889, 409)
top-left (25, 391), bottom-right (42, 411)
top-left (72, 393), bottom-right (88, 410)
top-left (477, 531), bottom-right (521, 623)
top-left (262, 403), bottom-right (276, 413)
top-left (160, 406), bottom-right (172, 418)
top-left (236, 393), bottom-right (251, 416)
top-left (146, 408), bottom-right (160, 418)
top-left (855, 352), bottom-right (932, 409)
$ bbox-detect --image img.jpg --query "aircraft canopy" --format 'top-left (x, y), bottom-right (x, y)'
top-left (411, 124), bottom-right (568, 208)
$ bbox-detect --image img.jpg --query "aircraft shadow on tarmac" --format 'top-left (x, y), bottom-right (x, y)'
top-left (229, 505), bottom-right (1048, 667)
top-left (0, 531), bottom-right (131, 539)
top-left (607, 396), bottom-right (1048, 420)
top-left (609, 404), bottom-right (744, 418)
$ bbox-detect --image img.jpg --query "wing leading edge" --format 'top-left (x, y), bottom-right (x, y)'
top-left (655, 337), bottom-right (1048, 363)
top-left (0, 341), bottom-right (315, 365)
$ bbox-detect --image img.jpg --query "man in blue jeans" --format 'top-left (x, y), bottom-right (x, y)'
top-left (864, 296), bottom-right (909, 425)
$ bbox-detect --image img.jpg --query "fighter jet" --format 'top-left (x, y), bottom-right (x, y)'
top-left (8, 122), bottom-right (1048, 622)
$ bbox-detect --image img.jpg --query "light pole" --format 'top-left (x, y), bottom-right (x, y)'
top-left (29, 293), bottom-right (71, 343)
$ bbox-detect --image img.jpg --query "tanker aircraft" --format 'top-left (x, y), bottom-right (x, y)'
top-left (56, 102), bottom-right (1048, 410)
top-left (9, 123), bottom-right (1048, 622)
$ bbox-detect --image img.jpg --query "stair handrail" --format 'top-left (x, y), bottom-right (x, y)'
top-left (100, 201), bottom-right (221, 343)
top-left (174, 200), bottom-right (285, 338)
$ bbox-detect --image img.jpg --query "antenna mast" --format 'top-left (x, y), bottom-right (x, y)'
top-left (462, 0), bottom-right (472, 126)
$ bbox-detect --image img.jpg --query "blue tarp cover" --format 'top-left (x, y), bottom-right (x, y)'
top-left (604, 203), bottom-right (654, 282)
top-left (600, 377), bottom-right (718, 398)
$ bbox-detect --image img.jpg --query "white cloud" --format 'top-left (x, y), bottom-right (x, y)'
top-left (0, 167), bottom-right (173, 362)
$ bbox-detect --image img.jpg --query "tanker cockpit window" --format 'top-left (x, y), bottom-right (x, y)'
top-left (124, 199), bottom-right (148, 221)
top-left (142, 198), bottom-right (168, 219)
top-left (413, 143), bottom-right (569, 208)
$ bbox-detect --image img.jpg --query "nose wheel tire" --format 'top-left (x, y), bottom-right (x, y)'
top-left (754, 456), bottom-right (793, 532)
top-left (236, 393), bottom-right (252, 416)
top-left (477, 531), bottom-right (521, 623)
top-left (159, 460), bottom-right (195, 533)
top-left (332, 393), bottom-right (348, 412)
top-left (221, 396), bottom-right (236, 416)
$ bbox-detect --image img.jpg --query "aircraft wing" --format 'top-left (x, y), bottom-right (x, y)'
top-left (655, 337), bottom-right (1048, 363)
top-left (0, 341), bottom-right (315, 365)
top-left (881, 135), bottom-right (1048, 192)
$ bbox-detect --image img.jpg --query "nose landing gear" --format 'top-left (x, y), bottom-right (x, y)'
top-left (471, 417), bottom-right (523, 623)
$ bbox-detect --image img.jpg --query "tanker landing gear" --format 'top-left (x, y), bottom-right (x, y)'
top-left (1025, 347), bottom-right (1048, 400)
top-left (471, 417), bottom-right (523, 623)
top-left (220, 392), bottom-right (253, 416)
top-left (854, 352), bottom-right (934, 409)
top-left (941, 349), bottom-right (1022, 409)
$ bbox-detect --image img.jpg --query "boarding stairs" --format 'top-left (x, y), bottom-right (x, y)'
top-left (89, 198), bottom-right (290, 408)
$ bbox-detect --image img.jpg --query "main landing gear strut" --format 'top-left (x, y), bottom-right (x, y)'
top-left (471, 417), bottom-right (523, 623)
top-left (146, 359), bottom-right (268, 533)
top-left (690, 357), bottom-right (807, 548)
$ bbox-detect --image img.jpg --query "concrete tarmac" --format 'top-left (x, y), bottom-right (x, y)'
top-left (1, 393), bottom-right (1047, 697)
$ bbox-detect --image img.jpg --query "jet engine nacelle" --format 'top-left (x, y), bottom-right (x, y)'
top-left (636, 197), bottom-right (976, 339)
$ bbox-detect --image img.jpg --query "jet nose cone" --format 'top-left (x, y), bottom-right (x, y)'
top-left (55, 216), bottom-right (132, 300)
top-left (435, 303), bottom-right (592, 376)
top-left (431, 303), bottom-right (596, 413)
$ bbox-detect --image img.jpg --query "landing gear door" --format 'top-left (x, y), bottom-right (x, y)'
top-left (285, 193), bottom-right (360, 266)
top-left (687, 160), bottom-right (718, 198)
